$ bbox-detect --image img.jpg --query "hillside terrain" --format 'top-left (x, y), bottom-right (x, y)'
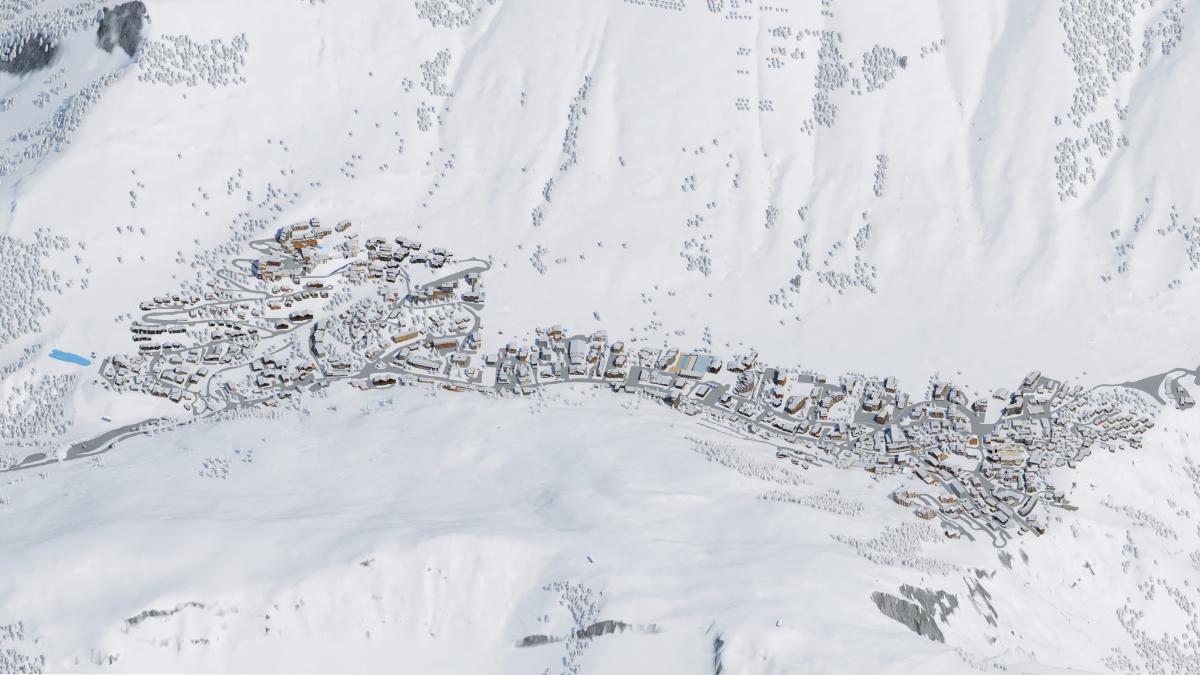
top-left (1, 1), bottom-right (1199, 673)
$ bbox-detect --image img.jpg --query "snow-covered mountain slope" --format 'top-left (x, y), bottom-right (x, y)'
top-left (2, 385), bottom-right (1199, 673)
top-left (5, 0), bottom-right (1199, 386)
top-left (1, 0), bottom-right (1199, 672)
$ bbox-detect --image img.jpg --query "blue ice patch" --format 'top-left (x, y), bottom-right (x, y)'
top-left (49, 349), bottom-right (91, 366)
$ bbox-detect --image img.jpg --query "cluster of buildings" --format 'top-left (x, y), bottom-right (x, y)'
top-left (103, 217), bottom-right (494, 412)
top-left (255, 217), bottom-right (352, 282)
top-left (99, 350), bottom-right (211, 409)
top-left (354, 236), bottom-right (457, 284)
top-left (95, 217), bottom-right (1166, 541)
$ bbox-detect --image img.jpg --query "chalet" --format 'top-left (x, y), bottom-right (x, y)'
top-left (1003, 398), bottom-right (1024, 417)
top-left (883, 424), bottom-right (906, 446)
top-left (1022, 370), bottom-right (1042, 389)
top-left (771, 418), bottom-right (799, 434)
top-left (656, 348), bottom-right (678, 370)
top-left (737, 401), bottom-right (761, 419)
top-left (392, 331), bottom-right (422, 344)
top-left (727, 351), bottom-right (757, 373)
top-left (733, 373), bottom-right (755, 395)
top-left (371, 374), bottom-right (397, 387)
top-left (567, 338), bottom-right (588, 374)
top-left (784, 396), bottom-right (807, 415)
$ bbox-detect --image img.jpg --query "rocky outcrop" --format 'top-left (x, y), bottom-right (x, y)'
top-left (124, 601), bottom-right (205, 627)
top-left (515, 634), bottom-right (554, 647)
top-left (516, 619), bottom-right (660, 648)
top-left (97, 2), bottom-right (147, 57)
top-left (899, 584), bottom-right (958, 623)
top-left (0, 1), bottom-right (145, 75)
top-left (965, 574), bottom-right (999, 627)
top-left (0, 33), bottom-right (57, 75)
top-left (871, 585), bottom-right (959, 643)
top-left (575, 619), bottom-right (631, 639)
top-left (712, 633), bottom-right (725, 675)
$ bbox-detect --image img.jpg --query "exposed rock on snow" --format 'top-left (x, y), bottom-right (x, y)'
top-left (515, 633), bottom-right (554, 647)
top-left (898, 584), bottom-right (959, 625)
top-left (0, 32), bottom-right (57, 75)
top-left (514, 620), bottom-right (643, 647)
top-left (96, 1), bottom-right (147, 57)
top-left (124, 601), bottom-right (206, 628)
top-left (871, 588), bottom-right (949, 643)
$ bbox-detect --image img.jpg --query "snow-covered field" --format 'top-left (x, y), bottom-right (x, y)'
top-left (4, 386), bottom-right (1200, 673)
top-left (0, 383), bottom-right (1197, 673)
top-left (1, 0), bottom-right (1199, 672)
